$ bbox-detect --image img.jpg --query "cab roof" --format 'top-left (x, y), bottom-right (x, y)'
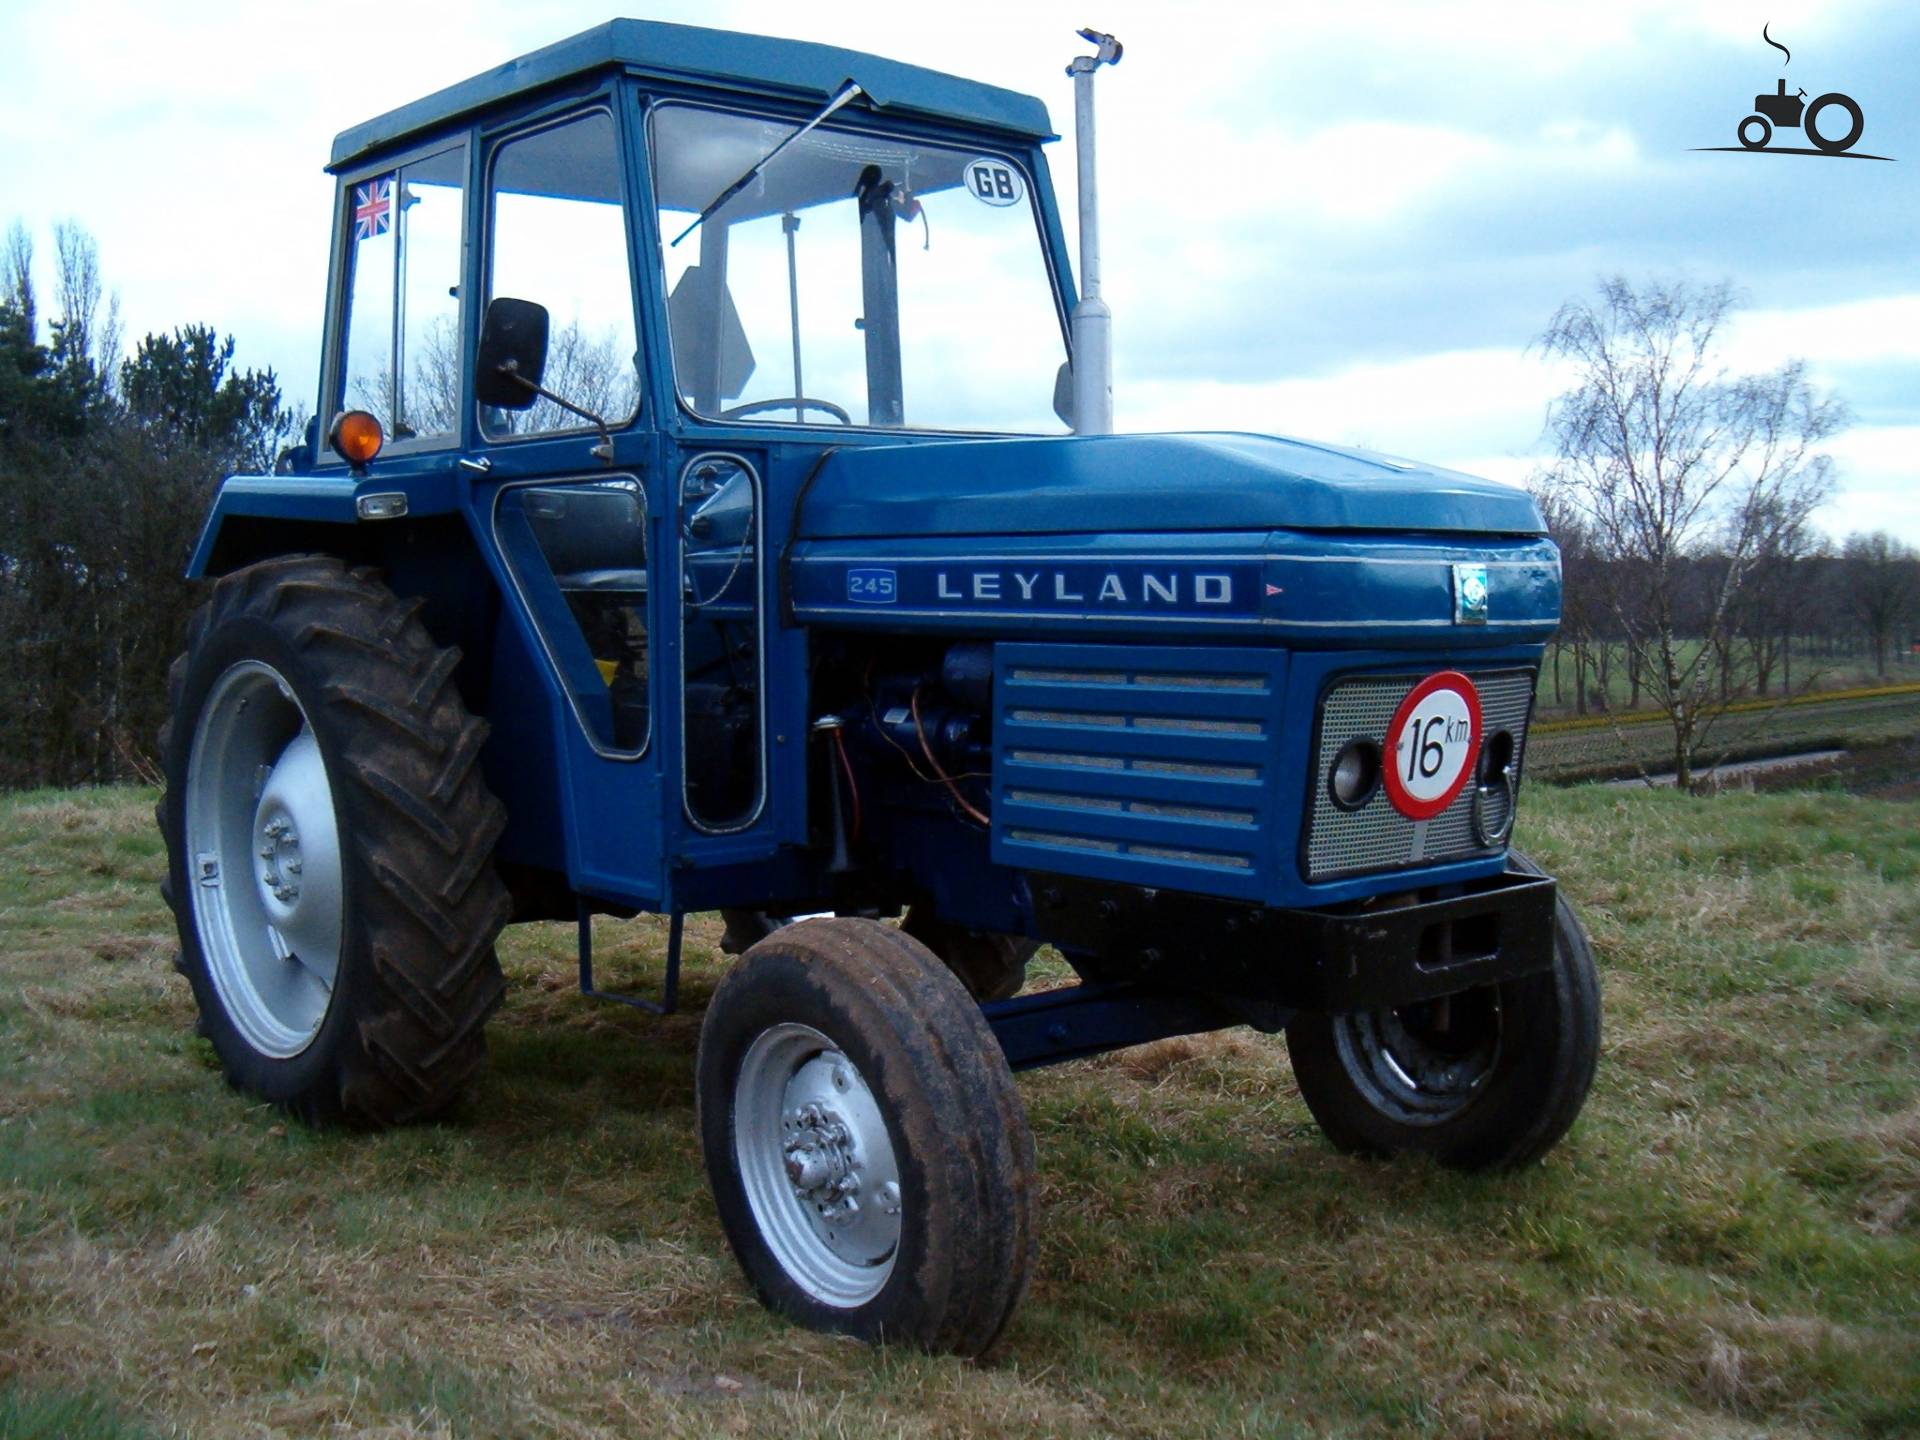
top-left (328, 19), bottom-right (1056, 171)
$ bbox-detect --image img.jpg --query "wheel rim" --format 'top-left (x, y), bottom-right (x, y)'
top-left (184, 660), bottom-right (345, 1059)
top-left (1330, 988), bottom-right (1503, 1125)
top-left (733, 1023), bottom-right (902, 1307)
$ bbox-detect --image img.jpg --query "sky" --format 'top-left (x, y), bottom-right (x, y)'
top-left (1, 0), bottom-right (1914, 542)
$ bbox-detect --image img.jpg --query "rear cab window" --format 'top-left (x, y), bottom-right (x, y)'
top-left (332, 143), bottom-right (467, 449)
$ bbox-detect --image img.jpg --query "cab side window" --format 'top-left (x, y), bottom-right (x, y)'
top-left (484, 111), bottom-right (640, 437)
top-left (338, 145), bottom-right (465, 443)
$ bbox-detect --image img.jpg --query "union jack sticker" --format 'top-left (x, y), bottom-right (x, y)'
top-left (353, 176), bottom-right (393, 241)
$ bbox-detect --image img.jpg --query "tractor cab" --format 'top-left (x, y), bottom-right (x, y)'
top-left (207, 21), bottom-right (1086, 909)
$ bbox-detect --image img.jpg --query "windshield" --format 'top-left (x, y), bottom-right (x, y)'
top-left (651, 103), bottom-right (1068, 433)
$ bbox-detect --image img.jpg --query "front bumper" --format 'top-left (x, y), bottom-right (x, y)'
top-left (1030, 867), bottom-right (1559, 1013)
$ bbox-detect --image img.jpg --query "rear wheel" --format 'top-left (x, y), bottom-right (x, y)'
top-left (1804, 92), bottom-right (1864, 153)
top-left (1285, 853), bottom-right (1600, 1170)
top-left (696, 918), bottom-right (1036, 1355)
top-left (901, 907), bottom-right (1037, 1002)
top-left (158, 555), bottom-right (510, 1125)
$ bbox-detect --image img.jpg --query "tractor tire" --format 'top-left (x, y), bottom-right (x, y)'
top-left (1284, 852), bottom-right (1600, 1171)
top-left (696, 917), bottom-right (1036, 1356)
top-left (1804, 92), bottom-right (1864, 154)
top-left (157, 554), bottom-right (511, 1126)
top-left (902, 907), bottom-right (1037, 1002)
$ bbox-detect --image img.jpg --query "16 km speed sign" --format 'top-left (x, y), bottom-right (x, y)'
top-left (1382, 671), bottom-right (1483, 820)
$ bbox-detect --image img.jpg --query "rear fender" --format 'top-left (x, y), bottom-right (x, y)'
top-left (184, 484), bottom-right (562, 880)
top-left (188, 472), bottom-right (463, 579)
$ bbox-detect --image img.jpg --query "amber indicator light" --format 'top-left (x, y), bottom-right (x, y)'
top-left (328, 410), bottom-right (384, 467)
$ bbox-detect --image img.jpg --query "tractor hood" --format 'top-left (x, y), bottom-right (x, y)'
top-left (795, 432), bottom-right (1544, 540)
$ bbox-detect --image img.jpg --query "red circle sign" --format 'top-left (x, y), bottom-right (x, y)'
top-left (1382, 671), bottom-right (1483, 820)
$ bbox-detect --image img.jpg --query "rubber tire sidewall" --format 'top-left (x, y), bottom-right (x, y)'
top-left (163, 608), bottom-right (371, 1110)
top-left (1285, 852), bottom-right (1601, 1171)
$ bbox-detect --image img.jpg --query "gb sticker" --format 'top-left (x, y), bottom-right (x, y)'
top-left (965, 158), bottom-right (1025, 207)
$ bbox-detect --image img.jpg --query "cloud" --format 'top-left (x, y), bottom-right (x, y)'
top-left (1820, 426), bottom-right (1920, 542)
top-left (1117, 292), bottom-right (1916, 548)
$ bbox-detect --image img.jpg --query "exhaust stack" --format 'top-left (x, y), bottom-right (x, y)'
top-left (1068, 28), bottom-right (1122, 435)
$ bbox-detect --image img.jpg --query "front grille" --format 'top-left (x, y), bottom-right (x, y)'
top-left (992, 643), bottom-right (1286, 902)
top-left (1304, 669), bottom-right (1535, 882)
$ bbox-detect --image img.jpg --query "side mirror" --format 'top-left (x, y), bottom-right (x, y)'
top-left (1052, 360), bottom-right (1075, 429)
top-left (476, 297), bottom-right (550, 410)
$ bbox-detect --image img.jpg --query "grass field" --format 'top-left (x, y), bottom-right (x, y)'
top-left (2, 786), bottom-right (1917, 1438)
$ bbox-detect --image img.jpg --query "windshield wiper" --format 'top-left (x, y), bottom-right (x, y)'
top-left (670, 80), bottom-right (865, 248)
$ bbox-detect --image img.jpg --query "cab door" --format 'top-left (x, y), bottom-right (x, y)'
top-left (474, 99), bottom-right (666, 906)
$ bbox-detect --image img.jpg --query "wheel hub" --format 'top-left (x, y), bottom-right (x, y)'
top-left (733, 1024), bottom-right (903, 1307)
top-left (782, 1100), bottom-right (862, 1217)
top-left (1333, 989), bottom-right (1503, 1124)
top-left (257, 811), bottom-right (303, 906)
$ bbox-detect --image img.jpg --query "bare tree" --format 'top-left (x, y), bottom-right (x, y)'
top-left (1735, 508), bottom-right (1821, 697)
top-left (5, 223), bottom-right (34, 331)
top-left (1841, 531), bottom-right (1920, 678)
top-left (1534, 277), bottom-right (1844, 786)
top-left (1531, 481), bottom-right (1597, 712)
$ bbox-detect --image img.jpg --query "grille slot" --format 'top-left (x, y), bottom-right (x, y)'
top-left (992, 643), bottom-right (1284, 901)
top-left (1305, 669), bottom-right (1535, 881)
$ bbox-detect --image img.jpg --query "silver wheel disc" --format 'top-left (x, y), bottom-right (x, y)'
top-left (184, 660), bottom-right (345, 1059)
top-left (1332, 988), bottom-right (1503, 1125)
top-left (733, 1023), bottom-right (902, 1307)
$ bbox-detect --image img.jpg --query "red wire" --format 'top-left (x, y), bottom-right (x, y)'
top-left (911, 686), bottom-right (991, 827)
top-left (831, 724), bottom-right (862, 842)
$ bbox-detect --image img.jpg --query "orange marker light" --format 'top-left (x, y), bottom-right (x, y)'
top-left (328, 410), bottom-right (384, 467)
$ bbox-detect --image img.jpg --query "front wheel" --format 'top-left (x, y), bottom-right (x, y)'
top-left (1285, 853), bottom-right (1600, 1170)
top-left (696, 918), bottom-right (1036, 1355)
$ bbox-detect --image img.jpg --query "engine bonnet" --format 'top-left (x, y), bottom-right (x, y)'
top-left (795, 432), bottom-right (1545, 540)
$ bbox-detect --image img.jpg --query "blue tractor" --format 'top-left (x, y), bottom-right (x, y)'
top-left (158, 21), bottom-right (1598, 1356)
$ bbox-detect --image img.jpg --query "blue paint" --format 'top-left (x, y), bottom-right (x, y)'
top-left (795, 432), bottom-right (1545, 539)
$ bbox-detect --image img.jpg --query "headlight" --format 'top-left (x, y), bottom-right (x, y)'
top-left (1327, 738), bottom-right (1381, 811)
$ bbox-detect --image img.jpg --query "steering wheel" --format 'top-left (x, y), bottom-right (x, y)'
top-left (719, 396), bottom-right (853, 425)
